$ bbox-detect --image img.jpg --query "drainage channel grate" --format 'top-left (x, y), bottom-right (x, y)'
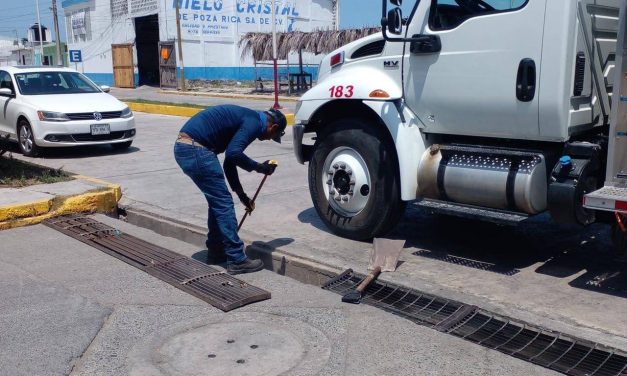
top-left (44, 214), bottom-right (270, 312)
top-left (323, 269), bottom-right (627, 376)
top-left (412, 250), bottom-right (521, 276)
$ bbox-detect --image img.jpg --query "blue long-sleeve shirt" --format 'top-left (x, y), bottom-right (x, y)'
top-left (180, 105), bottom-right (265, 193)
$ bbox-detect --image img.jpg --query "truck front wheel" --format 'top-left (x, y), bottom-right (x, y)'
top-left (308, 119), bottom-right (405, 240)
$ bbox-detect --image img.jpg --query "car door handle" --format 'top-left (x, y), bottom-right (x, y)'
top-left (516, 58), bottom-right (536, 102)
top-left (410, 34), bottom-right (442, 54)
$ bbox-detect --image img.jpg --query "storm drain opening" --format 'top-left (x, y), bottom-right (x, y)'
top-left (412, 250), bottom-right (521, 276)
top-left (44, 214), bottom-right (270, 312)
top-left (323, 269), bottom-right (627, 376)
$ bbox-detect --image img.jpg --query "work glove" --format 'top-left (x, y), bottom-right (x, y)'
top-left (236, 190), bottom-right (255, 213)
top-left (256, 160), bottom-right (277, 176)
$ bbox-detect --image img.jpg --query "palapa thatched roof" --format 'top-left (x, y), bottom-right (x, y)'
top-left (239, 28), bottom-right (382, 61)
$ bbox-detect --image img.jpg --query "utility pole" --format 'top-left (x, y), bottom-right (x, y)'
top-left (35, 0), bottom-right (44, 65)
top-left (14, 30), bottom-right (22, 66)
top-left (174, 0), bottom-right (186, 91)
top-left (51, 0), bottom-right (63, 66)
top-left (336, 0), bottom-right (341, 31)
top-left (272, 0), bottom-right (281, 109)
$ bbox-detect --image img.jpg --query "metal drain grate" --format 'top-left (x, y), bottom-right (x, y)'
top-left (412, 250), bottom-right (521, 276)
top-left (44, 214), bottom-right (270, 312)
top-left (323, 269), bottom-right (627, 376)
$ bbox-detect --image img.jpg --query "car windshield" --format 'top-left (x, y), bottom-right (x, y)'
top-left (14, 71), bottom-right (101, 95)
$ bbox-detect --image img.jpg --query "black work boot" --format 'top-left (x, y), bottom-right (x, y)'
top-left (227, 258), bottom-right (264, 275)
top-left (206, 247), bottom-right (227, 264)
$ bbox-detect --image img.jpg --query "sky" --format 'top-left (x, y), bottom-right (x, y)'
top-left (0, 0), bottom-right (398, 42)
top-left (0, 0), bottom-right (62, 41)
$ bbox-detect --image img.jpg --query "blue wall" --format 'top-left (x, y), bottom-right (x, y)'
top-left (85, 73), bottom-right (139, 87)
top-left (84, 66), bottom-right (319, 87)
top-left (182, 66), bottom-right (319, 82)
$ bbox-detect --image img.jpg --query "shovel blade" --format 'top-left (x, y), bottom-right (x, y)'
top-left (368, 238), bottom-right (405, 272)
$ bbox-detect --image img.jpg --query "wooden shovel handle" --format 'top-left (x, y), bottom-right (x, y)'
top-left (355, 266), bottom-right (382, 293)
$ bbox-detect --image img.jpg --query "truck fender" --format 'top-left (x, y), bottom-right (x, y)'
top-left (361, 100), bottom-right (428, 201)
top-left (300, 66), bottom-right (403, 102)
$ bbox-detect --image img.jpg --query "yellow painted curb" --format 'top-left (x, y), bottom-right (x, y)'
top-left (125, 101), bottom-right (295, 126)
top-left (0, 199), bottom-right (53, 222)
top-left (0, 176), bottom-right (122, 230)
top-left (159, 90), bottom-right (299, 102)
top-left (285, 113), bottom-right (295, 126)
top-left (126, 102), bottom-right (202, 117)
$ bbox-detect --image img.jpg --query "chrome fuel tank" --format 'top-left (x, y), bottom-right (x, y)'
top-left (417, 145), bottom-right (548, 214)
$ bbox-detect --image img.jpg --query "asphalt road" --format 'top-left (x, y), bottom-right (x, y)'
top-left (0, 215), bottom-right (558, 376)
top-left (11, 110), bottom-right (627, 352)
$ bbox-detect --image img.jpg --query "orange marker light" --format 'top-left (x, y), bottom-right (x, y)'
top-left (369, 89), bottom-right (390, 98)
top-left (161, 48), bottom-right (170, 61)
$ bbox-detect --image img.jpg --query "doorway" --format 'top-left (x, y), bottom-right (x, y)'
top-left (135, 14), bottom-right (159, 86)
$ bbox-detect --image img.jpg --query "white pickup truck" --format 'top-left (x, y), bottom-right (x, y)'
top-left (293, 0), bottom-right (627, 253)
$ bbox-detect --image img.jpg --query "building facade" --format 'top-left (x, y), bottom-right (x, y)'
top-left (62, 0), bottom-right (334, 87)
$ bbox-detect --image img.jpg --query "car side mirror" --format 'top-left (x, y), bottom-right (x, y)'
top-left (386, 7), bottom-right (403, 35)
top-left (100, 85), bottom-right (111, 93)
top-left (0, 88), bottom-right (14, 97)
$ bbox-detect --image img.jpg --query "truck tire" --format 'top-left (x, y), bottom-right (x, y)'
top-left (309, 119), bottom-right (405, 240)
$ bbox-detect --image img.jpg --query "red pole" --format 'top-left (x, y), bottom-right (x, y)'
top-left (273, 58), bottom-right (281, 109)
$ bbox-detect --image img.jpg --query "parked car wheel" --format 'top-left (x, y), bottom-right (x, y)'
top-left (308, 118), bottom-right (405, 240)
top-left (17, 119), bottom-right (40, 157)
top-left (111, 141), bottom-right (133, 150)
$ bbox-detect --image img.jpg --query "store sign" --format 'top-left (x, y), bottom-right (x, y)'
top-left (173, 0), bottom-right (318, 41)
top-left (71, 10), bottom-right (87, 34)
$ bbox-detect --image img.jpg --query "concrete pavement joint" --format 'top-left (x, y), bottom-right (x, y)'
top-left (68, 308), bottom-right (114, 375)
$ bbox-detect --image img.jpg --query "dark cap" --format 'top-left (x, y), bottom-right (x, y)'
top-left (265, 108), bottom-right (287, 143)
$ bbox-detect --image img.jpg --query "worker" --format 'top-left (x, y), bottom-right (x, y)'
top-left (173, 105), bottom-right (287, 275)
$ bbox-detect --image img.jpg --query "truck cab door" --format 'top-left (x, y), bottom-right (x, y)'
top-left (403, 0), bottom-right (546, 140)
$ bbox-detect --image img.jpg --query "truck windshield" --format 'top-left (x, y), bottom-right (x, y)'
top-left (14, 71), bottom-right (101, 95)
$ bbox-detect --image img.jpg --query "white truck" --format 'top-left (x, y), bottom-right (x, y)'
top-left (293, 0), bottom-right (627, 252)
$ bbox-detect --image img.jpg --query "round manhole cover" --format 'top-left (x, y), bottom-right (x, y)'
top-left (157, 321), bottom-right (305, 376)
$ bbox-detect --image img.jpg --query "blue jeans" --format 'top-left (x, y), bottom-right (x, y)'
top-left (174, 142), bottom-right (246, 264)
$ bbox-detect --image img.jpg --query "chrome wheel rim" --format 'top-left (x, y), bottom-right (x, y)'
top-left (321, 146), bottom-right (371, 217)
top-left (19, 125), bottom-right (33, 153)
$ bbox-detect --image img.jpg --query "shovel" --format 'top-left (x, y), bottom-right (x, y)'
top-left (237, 160), bottom-right (278, 232)
top-left (342, 238), bottom-right (405, 304)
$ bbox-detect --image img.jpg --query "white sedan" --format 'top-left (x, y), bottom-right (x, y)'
top-left (0, 66), bottom-right (135, 157)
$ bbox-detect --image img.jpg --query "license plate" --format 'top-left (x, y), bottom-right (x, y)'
top-left (91, 124), bottom-right (110, 135)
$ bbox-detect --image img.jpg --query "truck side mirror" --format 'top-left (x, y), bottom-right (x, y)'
top-left (386, 7), bottom-right (403, 35)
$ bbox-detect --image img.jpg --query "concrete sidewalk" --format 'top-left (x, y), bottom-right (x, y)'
top-left (0, 175), bottom-right (121, 230)
top-left (0, 214), bottom-right (557, 376)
